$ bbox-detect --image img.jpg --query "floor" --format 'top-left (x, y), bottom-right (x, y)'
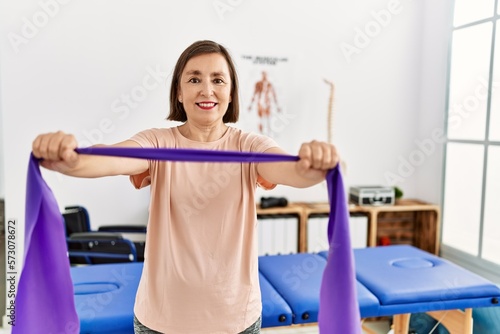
top-left (261, 320), bottom-right (391, 334)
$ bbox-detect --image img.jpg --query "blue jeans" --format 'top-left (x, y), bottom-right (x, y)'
top-left (133, 315), bottom-right (261, 334)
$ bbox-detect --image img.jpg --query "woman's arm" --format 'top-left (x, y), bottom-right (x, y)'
top-left (257, 141), bottom-right (339, 188)
top-left (32, 131), bottom-right (148, 178)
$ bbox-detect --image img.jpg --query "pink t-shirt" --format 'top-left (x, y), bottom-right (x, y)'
top-left (129, 126), bottom-right (278, 333)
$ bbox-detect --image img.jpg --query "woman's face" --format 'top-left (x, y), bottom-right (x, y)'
top-left (178, 53), bottom-right (232, 126)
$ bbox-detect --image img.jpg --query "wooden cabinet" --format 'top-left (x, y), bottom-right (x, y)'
top-left (257, 199), bottom-right (441, 255)
top-left (256, 203), bottom-right (304, 254)
top-left (349, 199), bottom-right (440, 254)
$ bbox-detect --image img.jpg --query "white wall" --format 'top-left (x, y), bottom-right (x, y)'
top-left (0, 0), bottom-right (453, 261)
top-left (414, 0), bottom-right (454, 204)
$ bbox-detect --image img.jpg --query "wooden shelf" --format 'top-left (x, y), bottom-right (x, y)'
top-left (353, 199), bottom-right (440, 254)
top-left (256, 200), bottom-right (441, 254)
top-left (256, 203), bottom-right (304, 216)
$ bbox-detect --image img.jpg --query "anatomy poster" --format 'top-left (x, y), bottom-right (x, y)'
top-left (238, 55), bottom-right (291, 139)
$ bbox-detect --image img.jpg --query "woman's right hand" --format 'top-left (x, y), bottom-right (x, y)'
top-left (32, 132), bottom-right (147, 177)
top-left (32, 131), bottom-right (80, 172)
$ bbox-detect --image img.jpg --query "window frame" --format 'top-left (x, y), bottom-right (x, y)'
top-left (441, 0), bottom-right (500, 284)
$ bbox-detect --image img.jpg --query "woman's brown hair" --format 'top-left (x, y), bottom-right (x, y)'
top-left (168, 40), bottom-right (239, 123)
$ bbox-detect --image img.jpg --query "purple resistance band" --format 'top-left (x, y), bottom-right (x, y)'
top-left (15, 147), bottom-right (361, 334)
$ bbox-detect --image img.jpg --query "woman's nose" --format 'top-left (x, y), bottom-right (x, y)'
top-left (200, 81), bottom-right (214, 96)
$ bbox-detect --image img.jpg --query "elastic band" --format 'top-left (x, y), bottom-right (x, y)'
top-left (14, 148), bottom-right (361, 334)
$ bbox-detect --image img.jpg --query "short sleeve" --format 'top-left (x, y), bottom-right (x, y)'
top-left (244, 132), bottom-right (279, 190)
top-left (127, 129), bottom-right (159, 189)
top-left (257, 175), bottom-right (277, 190)
top-left (130, 170), bottom-right (151, 189)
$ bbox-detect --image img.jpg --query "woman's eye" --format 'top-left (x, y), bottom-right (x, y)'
top-left (188, 78), bottom-right (200, 83)
top-left (214, 78), bottom-right (224, 84)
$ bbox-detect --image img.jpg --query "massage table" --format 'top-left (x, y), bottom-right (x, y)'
top-left (72, 262), bottom-right (143, 334)
top-left (71, 263), bottom-right (294, 333)
top-left (71, 245), bottom-right (500, 333)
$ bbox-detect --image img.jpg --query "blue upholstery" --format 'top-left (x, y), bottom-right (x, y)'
top-left (354, 245), bottom-right (500, 315)
top-left (259, 252), bottom-right (381, 320)
top-left (355, 281), bottom-right (380, 318)
top-left (71, 263), bottom-right (293, 332)
top-left (259, 253), bottom-right (326, 323)
top-left (71, 262), bottom-right (143, 334)
top-left (259, 273), bottom-right (293, 327)
top-left (71, 246), bottom-right (500, 332)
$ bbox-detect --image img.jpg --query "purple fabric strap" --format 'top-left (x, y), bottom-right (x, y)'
top-left (319, 162), bottom-right (362, 333)
top-left (75, 146), bottom-right (301, 162)
top-left (13, 154), bottom-right (80, 334)
top-left (16, 147), bottom-right (361, 334)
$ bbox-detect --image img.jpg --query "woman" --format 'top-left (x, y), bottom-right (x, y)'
top-left (32, 40), bottom-right (339, 333)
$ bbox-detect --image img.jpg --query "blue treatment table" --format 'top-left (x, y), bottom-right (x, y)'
top-left (71, 245), bottom-right (500, 333)
top-left (71, 263), bottom-right (292, 332)
top-left (71, 262), bottom-right (143, 334)
top-left (258, 252), bottom-right (381, 322)
top-left (353, 245), bottom-right (500, 332)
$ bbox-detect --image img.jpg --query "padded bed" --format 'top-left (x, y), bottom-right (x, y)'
top-left (71, 245), bottom-right (500, 333)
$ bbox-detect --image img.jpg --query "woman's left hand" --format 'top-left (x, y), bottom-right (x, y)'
top-left (296, 140), bottom-right (339, 180)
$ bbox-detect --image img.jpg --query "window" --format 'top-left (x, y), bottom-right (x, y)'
top-left (442, 0), bottom-right (500, 282)
top-left (453, 0), bottom-right (494, 27)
